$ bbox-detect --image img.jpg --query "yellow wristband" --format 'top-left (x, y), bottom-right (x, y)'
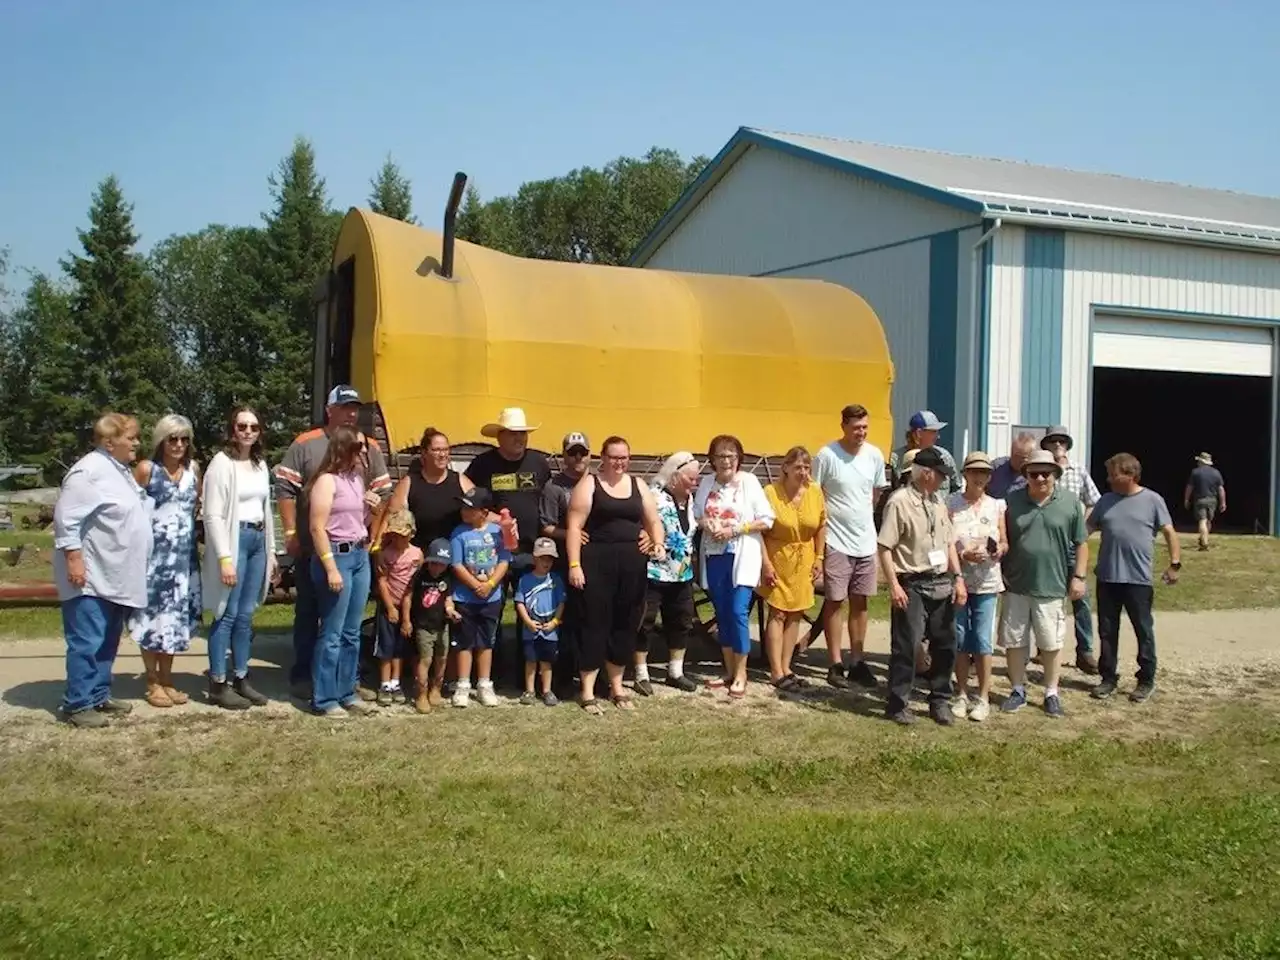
top-left (285, 529), bottom-right (296, 537)
top-left (569, 561), bottom-right (581, 568)
top-left (219, 556), bottom-right (233, 564)
top-left (319, 552), bottom-right (333, 561)
top-left (740, 523), bottom-right (751, 535)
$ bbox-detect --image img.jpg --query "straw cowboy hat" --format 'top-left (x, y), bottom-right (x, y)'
top-left (481, 407), bottom-right (540, 438)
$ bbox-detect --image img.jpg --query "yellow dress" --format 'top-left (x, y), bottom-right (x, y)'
top-left (758, 481), bottom-right (826, 612)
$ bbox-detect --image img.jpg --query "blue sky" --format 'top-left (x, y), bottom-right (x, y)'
top-left (2, 0), bottom-right (1277, 279)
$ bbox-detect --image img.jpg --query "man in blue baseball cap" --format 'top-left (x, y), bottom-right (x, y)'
top-left (889, 410), bottom-right (960, 497)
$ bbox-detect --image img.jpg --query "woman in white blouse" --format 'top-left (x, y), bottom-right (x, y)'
top-left (693, 434), bottom-right (775, 699)
top-left (201, 406), bottom-right (277, 709)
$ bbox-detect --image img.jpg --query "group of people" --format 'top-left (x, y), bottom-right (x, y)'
top-left (51, 388), bottom-right (1185, 728)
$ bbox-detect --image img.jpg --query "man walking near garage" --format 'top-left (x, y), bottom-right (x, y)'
top-left (1040, 425), bottom-right (1101, 675)
top-left (275, 385), bottom-right (394, 701)
top-left (1090, 452), bottom-right (1180, 704)
top-left (1183, 452), bottom-right (1226, 551)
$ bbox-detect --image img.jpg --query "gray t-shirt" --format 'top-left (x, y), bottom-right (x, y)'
top-left (1089, 488), bottom-right (1172, 585)
top-left (1187, 465), bottom-right (1224, 502)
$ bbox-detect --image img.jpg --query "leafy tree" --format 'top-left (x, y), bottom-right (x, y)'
top-left (368, 155), bottom-right (416, 223)
top-left (251, 137), bottom-right (341, 438)
top-left (63, 176), bottom-right (174, 424)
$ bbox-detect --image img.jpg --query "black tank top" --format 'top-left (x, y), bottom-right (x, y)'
top-left (406, 469), bottom-right (464, 549)
top-left (585, 474), bottom-right (643, 544)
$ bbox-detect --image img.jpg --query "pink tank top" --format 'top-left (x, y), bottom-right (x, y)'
top-left (326, 471), bottom-right (367, 543)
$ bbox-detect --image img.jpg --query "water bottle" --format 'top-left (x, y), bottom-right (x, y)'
top-left (499, 508), bottom-right (518, 550)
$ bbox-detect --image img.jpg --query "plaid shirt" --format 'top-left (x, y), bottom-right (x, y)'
top-left (1059, 461), bottom-right (1101, 507)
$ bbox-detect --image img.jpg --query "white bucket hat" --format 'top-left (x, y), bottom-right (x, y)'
top-left (481, 407), bottom-right (540, 438)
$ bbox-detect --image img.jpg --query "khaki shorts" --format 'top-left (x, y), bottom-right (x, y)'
top-left (1000, 594), bottom-right (1066, 653)
top-left (414, 626), bottom-right (448, 661)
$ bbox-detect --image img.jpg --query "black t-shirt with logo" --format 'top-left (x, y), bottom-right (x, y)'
top-left (465, 448), bottom-right (552, 553)
top-left (412, 567), bottom-right (455, 633)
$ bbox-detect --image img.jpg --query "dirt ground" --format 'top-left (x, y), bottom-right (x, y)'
top-left (2, 608), bottom-right (1278, 733)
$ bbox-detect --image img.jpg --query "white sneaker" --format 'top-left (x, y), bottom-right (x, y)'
top-left (477, 682), bottom-right (499, 707)
top-left (451, 684), bottom-right (471, 708)
top-left (969, 697), bottom-right (990, 722)
top-left (950, 694), bottom-right (969, 720)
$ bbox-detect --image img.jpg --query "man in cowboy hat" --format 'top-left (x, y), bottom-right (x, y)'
top-left (1040, 425), bottom-right (1101, 675)
top-left (1000, 450), bottom-right (1088, 718)
top-left (465, 407), bottom-right (552, 682)
top-left (1183, 452), bottom-right (1226, 551)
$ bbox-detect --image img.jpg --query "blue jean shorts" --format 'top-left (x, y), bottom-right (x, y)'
top-left (955, 592), bottom-right (998, 655)
top-left (451, 602), bottom-right (501, 652)
top-left (522, 633), bottom-right (559, 665)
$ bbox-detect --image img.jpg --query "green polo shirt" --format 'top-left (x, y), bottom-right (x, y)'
top-left (1003, 486), bottom-right (1086, 599)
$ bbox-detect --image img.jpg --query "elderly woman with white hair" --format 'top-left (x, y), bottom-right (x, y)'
top-left (634, 451), bottom-right (703, 694)
top-left (128, 413), bottom-right (203, 707)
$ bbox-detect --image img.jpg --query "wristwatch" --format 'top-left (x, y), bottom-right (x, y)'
top-left (1071, 574), bottom-right (1086, 583)
top-left (1169, 561), bottom-right (1182, 571)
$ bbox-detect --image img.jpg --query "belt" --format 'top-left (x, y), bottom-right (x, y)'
top-left (331, 539), bottom-right (369, 554)
top-left (239, 521), bottom-right (265, 531)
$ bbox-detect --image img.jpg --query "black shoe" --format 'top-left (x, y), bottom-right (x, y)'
top-left (209, 679), bottom-right (250, 711)
top-left (233, 675), bottom-right (269, 706)
top-left (666, 675), bottom-right (698, 693)
top-left (1091, 680), bottom-right (1117, 700)
top-left (846, 660), bottom-right (878, 689)
top-left (886, 708), bottom-right (916, 726)
top-left (1129, 681), bottom-right (1156, 703)
top-left (634, 679), bottom-right (654, 697)
top-left (929, 702), bottom-right (955, 726)
top-left (94, 698), bottom-right (133, 715)
top-left (827, 663), bottom-right (850, 690)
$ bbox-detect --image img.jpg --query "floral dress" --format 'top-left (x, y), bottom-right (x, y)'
top-left (129, 462), bottom-right (202, 653)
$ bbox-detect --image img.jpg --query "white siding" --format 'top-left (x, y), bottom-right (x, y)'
top-left (642, 144), bottom-right (980, 442)
top-left (645, 145), bottom-right (977, 276)
top-left (1061, 233), bottom-right (1280, 460)
top-left (984, 225), bottom-right (1026, 457)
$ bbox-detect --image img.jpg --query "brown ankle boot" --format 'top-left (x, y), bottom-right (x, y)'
top-left (157, 654), bottom-right (188, 704)
top-left (142, 652), bottom-right (173, 708)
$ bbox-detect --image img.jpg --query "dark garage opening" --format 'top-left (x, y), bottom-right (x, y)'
top-left (1090, 367), bottom-right (1271, 534)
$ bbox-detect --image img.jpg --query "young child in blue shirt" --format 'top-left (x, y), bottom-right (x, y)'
top-left (448, 488), bottom-right (511, 708)
top-left (514, 537), bottom-right (567, 706)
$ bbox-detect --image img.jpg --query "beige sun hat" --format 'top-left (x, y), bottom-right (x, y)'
top-left (1195, 452), bottom-right (1213, 465)
top-left (383, 508), bottom-right (417, 538)
top-left (481, 407), bottom-right (540, 438)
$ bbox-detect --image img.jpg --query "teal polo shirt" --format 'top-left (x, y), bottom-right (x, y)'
top-left (1004, 486), bottom-right (1087, 599)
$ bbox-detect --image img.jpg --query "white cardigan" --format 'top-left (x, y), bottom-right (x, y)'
top-left (201, 451), bottom-right (277, 620)
top-left (693, 471), bottom-right (775, 590)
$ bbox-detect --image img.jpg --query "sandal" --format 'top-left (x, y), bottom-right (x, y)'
top-left (728, 683), bottom-right (747, 700)
top-left (580, 699), bottom-right (604, 716)
top-left (771, 676), bottom-right (798, 692)
top-left (611, 693), bottom-right (635, 711)
top-left (786, 673), bottom-right (811, 688)
top-left (145, 685), bottom-right (174, 708)
top-left (163, 686), bottom-right (189, 705)
top-left (704, 677), bottom-right (726, 690)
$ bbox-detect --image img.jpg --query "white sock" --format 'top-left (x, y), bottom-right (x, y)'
top-left (455, 679), bottom-right (472, 691)
top-left (1013, 684), bottom-right (1025, 695)
top-left (668, 655), bottom-right (684, 679)
top-left (1045, 686), bottom-right (1059, 698)
top-left (635, 662), bottom-right (650, 683)
top-left (389, 679), bottom-right (401, 690)
top-left (380, 681), bottom-right (393, 691)
top-left (477, 678), bottom-right (493, 689)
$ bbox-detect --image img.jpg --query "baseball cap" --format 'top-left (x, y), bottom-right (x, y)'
top-left (426, 538), bottom-right (452, 563)
top-left (532, 537), bottom-right (559, 558)
top-left (913, 447), bottom-right (947, 472)
top-left (562, 431), bottom-right (590, 452)
top-left (326, 384), bottom-right (361, 406)
top-left (909, 410), bottom-right (947, 431)
top-left (457, 488), bottom-right (495, 511)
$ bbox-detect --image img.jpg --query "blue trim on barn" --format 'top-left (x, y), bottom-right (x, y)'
top-left (627, 126), bottom-right (985, 266)
top-left (1020, 228), bottom-right (1066, 425)
top-left (927, 230), bottom-right (960, 449)
top-left (976, 223), bottom-right (993, 452)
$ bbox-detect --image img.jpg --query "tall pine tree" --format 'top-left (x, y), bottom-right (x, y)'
top-left (63, 176), bottom-right (173, 424)
top-left (368, 155), bottom-right (416, 223)
top-left (254, 137), bottom-right (340, 437)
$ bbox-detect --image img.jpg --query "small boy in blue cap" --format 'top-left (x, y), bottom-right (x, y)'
top-left (514, 537), bottom-right (566, 706)
top-left (410, 537), bottom-right (460, 713)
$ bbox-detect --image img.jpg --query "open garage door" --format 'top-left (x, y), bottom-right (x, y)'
top-left (1091, 315), bottom-right (1274, 535)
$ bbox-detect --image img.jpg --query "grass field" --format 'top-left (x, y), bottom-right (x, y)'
top-left (4, 531), bottom-right (1279, 639)
top-left (1, 689), bottom-right (1278, 959)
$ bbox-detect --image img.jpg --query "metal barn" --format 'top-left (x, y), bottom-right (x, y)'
top-left (630, 128), bottom-right (1280, 534)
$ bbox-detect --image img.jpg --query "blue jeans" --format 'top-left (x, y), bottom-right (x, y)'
top-left (706, 554), bottom-right (754, 655)
top-left (291, 553), bottom-right (319, 684)
top-left (208, 525), bottom-right (267, 681)
top-left (61, 595), bottom-right (127, 713)
top-left (1067, 544), bottom-right (1094, 657)
top-left (311, 548), bottom-right (371, 712)
top-left (955, 591), bottom-right (998, 655)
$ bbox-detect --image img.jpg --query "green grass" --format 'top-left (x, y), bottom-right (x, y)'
top-left (1, 697), bottom-right (1279, 958)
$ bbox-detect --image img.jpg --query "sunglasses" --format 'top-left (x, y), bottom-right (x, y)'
top-left (166, 435), bottom-right (190, 445)
top-left (235, 422), bottom-right (260, 433)
top-left (1027, 471), bottom-right (1055, 480)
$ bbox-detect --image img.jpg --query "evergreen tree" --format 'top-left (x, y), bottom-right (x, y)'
top-left (368, 155), bottom-right (416, 223)
top-left (253, 137), bottom-right (340, 437)
top-left (63, 176), bottom-right (173, 422)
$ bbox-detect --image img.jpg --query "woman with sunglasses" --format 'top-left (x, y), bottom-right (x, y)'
top-left (202, 406), bottom-right (277, 709)
top-left (128, 414), bottom-right (202, 708)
